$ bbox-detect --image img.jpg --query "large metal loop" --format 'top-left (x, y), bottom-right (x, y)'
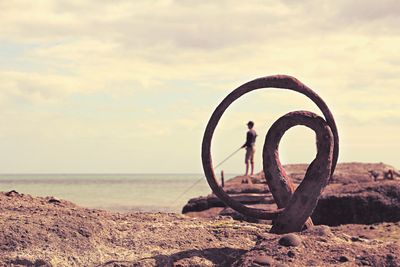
top-left (201, 75), bottom-right (338, 233)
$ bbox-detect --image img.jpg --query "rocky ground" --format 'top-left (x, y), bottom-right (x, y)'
top-left (0, 191), bottom-right (399, 266)
top-left (0, 162), bottom-right (399, 266)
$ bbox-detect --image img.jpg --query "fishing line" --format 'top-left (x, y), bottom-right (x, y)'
top-left (169, 146), bottom-right (242, 207)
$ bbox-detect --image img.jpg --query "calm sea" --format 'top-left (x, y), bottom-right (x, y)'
top-left (0, 174), bottom-right (235, 213)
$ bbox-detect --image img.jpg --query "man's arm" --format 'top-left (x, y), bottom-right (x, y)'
top-left (242, 131), bottom-right (251, 148)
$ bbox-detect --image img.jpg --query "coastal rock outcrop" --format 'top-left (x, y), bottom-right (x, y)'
top-left (182, 163), bottom-right (400, 226)
top-left (312, 181), bottom-right (400, 225)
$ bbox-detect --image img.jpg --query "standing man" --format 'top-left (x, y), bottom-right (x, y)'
top-left (242, 121), bottom-right (257, 177)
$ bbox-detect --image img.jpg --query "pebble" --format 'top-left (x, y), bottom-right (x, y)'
top-left (307, 260), bottom-right (319, 266)
top-left (351, 236), bottom-right (370, 243)
top-left (338, 255), bottom-right (350, 262)
top-left (278, 234), bottom-right (302, 247)
top-left (287, 250), bottom-right (295, 258)
top-left (360, 260), bottom-right (370, 266)
top-left (5, 190), bottom-right (20, 197)
top-left (34, 259), bottom-right (51, 266)
top-left (314, 225), bottom-right (332, 237)
top-left (253, 255), bottom-right (274, 266)
top-left (387, 254), bottom-right (395, 260)
top-left (48, 197), bottom-right (61, 204)
top-left (305, 225), bottom-right (332, 236)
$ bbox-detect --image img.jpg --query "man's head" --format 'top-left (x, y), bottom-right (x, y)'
top-left (247, 121), bottom-right (254, 129)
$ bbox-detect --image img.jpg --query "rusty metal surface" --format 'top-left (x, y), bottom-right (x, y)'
top-left (264, 111), bottom-right (333, 233)
top-left (201, 75), bottom-right (338, 233)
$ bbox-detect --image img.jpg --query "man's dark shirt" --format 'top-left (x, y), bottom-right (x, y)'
top-left (244, 129), bottom-right (257, 148)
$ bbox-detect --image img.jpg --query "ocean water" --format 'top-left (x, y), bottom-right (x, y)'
top-left (0, 174), bottom-right (235, 213)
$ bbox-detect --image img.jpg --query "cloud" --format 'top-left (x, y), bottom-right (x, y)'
top-left (0, 71), bottom-right (78, 103)
top-left (0, 1), bottom-right (399, 172)
top-left (338, 0), bottom-right (400, 22)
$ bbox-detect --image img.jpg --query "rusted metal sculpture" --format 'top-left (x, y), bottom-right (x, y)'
top-left (201, 75), bottom-right (339, 234)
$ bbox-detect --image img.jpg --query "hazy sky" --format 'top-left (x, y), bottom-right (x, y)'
top-left (1, 0), bottom-right (399, 173)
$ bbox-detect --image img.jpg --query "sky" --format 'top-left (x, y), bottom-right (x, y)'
top-left (0, 0), bottom-right (399, 173)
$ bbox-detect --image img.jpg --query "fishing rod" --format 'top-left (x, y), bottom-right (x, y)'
top-left (169, 146), bottom-right (243, 207)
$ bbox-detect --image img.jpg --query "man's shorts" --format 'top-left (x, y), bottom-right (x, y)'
top-left (245, 146), bottom-right (255, 164)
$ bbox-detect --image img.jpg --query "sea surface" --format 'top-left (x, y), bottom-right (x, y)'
top-left (0, 173), bottom-right (236, 213)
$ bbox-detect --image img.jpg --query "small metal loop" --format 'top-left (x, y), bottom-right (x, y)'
top-left (263, 111), bottom-right (334, 233)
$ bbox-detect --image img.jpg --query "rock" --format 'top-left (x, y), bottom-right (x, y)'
top-left (78, 227), bottom-right (91, 237)
top-left (7, 258), bottom-right (51, 266)
top-left (183, 163), bottom-right (400, 227)
top-left (34, 259), bottom-right (52, 266)
top-left (1, 190), bottom-right (399, 267)
top-left (253, 255), bottom-right (274, 266)
top-left (47, 197), bottom-right (61, 204)
top-left (387, 254), bottom-right (395, 260)
top-left (173, 256), bottom-right (214, 266)
top-left (219, 207), bottom-right (260, 223)
top-left (338, 255), bottom-right (350, 262)
top-left (312, 181), bottom-right (400, 226)
top-left (360, 260), bottom-right (371, 265)
top-left (287, 250), bottom-right (295, 258)
top-left (8, 258), bottom-right (34, 266)
top-left (305, 225), bottom-right (332, 236)
top-left (278, 234), bottom-right (301, 247)
top-left (307, 260), bottom-right (319, 266)
top-left (182, 193), bottom-right (271, 213)
top-left (386, 253), bottom-right (397, 266)
top-left (5, 190), bottom-right (20, 197)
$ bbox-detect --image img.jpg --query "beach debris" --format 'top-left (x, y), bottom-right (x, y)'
top-left (202, 75), bottom-right (338, 234)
